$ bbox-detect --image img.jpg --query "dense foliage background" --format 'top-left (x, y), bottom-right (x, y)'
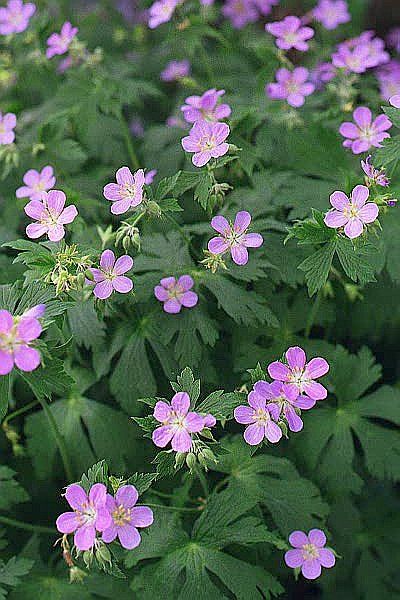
top-left (0, 0), bottom-right (400, 598)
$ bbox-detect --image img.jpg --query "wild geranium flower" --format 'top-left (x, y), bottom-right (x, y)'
top-left (56, 483), bottom-right (112, 552)
top-left (0, 308), bottom-right (43, 375)
top-left (313, 0), bottom-right (350, 30)
top-left (266, 16), bottom-right (314, 52)
top-left (339, 107), bottom-right (392, 154)
top-left (0, 112), bottom-right (16, 145)
top-left (222, 0), bottom-right (258, 30)
top-left (16, 166), bottom-right (56, 201)
top-left (268, 346), bottom-right (329, 401)
top-left (324, 184), bottom-right (378, 239)
top-left (234, 387), bottom-right (282, 445)
top-left (331, 43), bottom-right (371, 74)
top-left (310, 62), bottom-right (336, 90)
top-left (361, 156), bottom-right (389, 187)
top-left (154, 275), bottom-right (198, 314)
top-left (103, 166), bottom-right (145, 215)
top-left (24, 189), bottom-right (78, 242)
top-left (148, 0), bottom-right (177, 29)
top-left (353, 31), bottom-right (389, 68)
top-left (152, 392), bottom-right (205, 452)
top-left (102, 485), bottom-right (153, 550)
top-left (161, 59), bottom-right (190, 82)
top-left (181, 89), bottom-right (231, 124)
top-left (208, 210), bottom-right (263, 266)
top-left (376, 61), bottom-right (400, 102)
top-left (390, 95), bottom-right (400, 108)
top-left (144, 169), bottom-right (157, 184)
top-left (285, 529), bottom-right (335, 580)
top-left (253, 0), bottom-right (279, 16)
top-left (181, 121), bottom-right (230, 167)
top-left (0, 0), bottom-right (35, 35)
top-left (46, 22), bottom-right (78, 59)
top-left (88, 250), bottom-right (133, 300)
top-left (266, 67), bottom-right (315, 107)
top-left (263, 380), bottom-right (316, 433)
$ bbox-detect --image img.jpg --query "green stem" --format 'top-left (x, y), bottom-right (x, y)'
top-left (128, 211), bottom-right (146, 227)
top-left (305, 290), bottom-right (322, 338)
top-left (0, 515), bottom-right (54, 535)
top-left (118, 110), bottom-right (140, 171)
top-left (38, 398), bottom-right (74, 482)
top-left (139, 503), bottom-right (200, 513)
top-left (3, 399), bottom-right (39, 428)
top-left (196, 467), bottom-right (209, 497)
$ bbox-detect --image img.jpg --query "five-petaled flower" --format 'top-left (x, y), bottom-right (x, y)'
top-left (16, 166), bottom-right (56, 201)
top-left (148, 0), bottom-right (177, 29)
top-left (181, 89), bottom-right (231, 124)
top-left (181, 121), bottom-right (230, 167)
top-left (266, 16), bottom-right (314, 52)
top-left (103, 166), bottom-right (145, 215)
top-left (0, 112), bottom-right (17, 145)
top-left (324, 184), bottom-right (379, 239)
top-left (0, 308), bottom-right (43, 375)
top-left (161, 59), bottom-right (190, 82)
top-left (154, 275), bottom-right (198, 314)
top-left (234, 386), bottom-right (283, 445)
top-left (56, 483), bottom-right (112, 551)
top-left (266, 67), bottom-right (315, 107)
top-left (339, 106), bottom-right (392, 154)
top-left (152, 392), bottom-right (205, 452)
top-left (264, 380), bottom-right (316, 433)
top-left (313, 0), bottom-right (350, 30)
top-left (285, 529), bottom-right (336, 580)
top-left (46, 21), bottom-right (78, 59)
top-left (208, 210), bottom-right (263, 266)
top-left (102, 485), bottom-right (153, 550)
top-left (88, 250), bottom-right (133, 300)
top-left (24, 189), bottom-right (78, 242)
top-left (0, 0), bottom-right (35, 35)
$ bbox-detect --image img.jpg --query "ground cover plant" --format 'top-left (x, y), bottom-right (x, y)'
top-left (0, 0), bottom-right (400, 598)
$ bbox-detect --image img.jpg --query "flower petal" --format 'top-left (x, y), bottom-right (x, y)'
top-left (46, 190), bottom-right (66, 217)
top-left (102, 524), bottom-right (117, 543)
top-left (111, 199), bottom-right (132, 214)
top-left (0, 350), bottom-right (13, 375)
top-left (171, 392), bottom-right (190, 415)
top-left (24, 200), bottom-right (46, 220)
top-left (152, 425), bottom-right (174, 448)
top-left (115, 485), bottom-right (138, 509)
top-left (177, 275), bottom-right (194, 291)
top-left (65, 484), bottom-right (88, 510)
top-left (154, 285), bottom-right (169, 301)
top-left (284, 405), bottom-right (303, 432)
top-left (319, 548), bottom-right (335, 568)
top-left (330, 191), bottom-right (349, 210)
top-left (13, 346), bottom-right (41, 372)
top-left (324, 210), bottom-right (348, 228)
top-left (268, 361), bottom-right (290, 381)
top-left (351, 184), bottom-right (369, 208)
top-left (234, 405), bottom-right (255, 424)
top-left (353, 106), bottom-right (372, 128)
top-left (163, 298), bottom-right (182, 313)
top-left (289, 530), bottom-right (308, 547)
top-left (304, 357), bottom-right (329, 379)
top-left (243, 233), bottom-right (263, 248)
top-left (17, 317), bottom-right (41, 342)
top-left (26, 223), bottom-right (47, 239)
top-left (244, 422), bottom-right (265, 445)
top-left (286, 346), bottom-right (306, 370)
top-left (285, 549), bottom-right (303, 568)
top-left (130, 506), bottom-right (154, 528)
top-left (308, 529), bottom-right (326, 547)
top-left (100, 250), bottom-right (115, 270)
top-left (58, 205), bottom-right (78, 225)
top-left (184, 412), bottom-right (205, 433)
top-left (95, 507), bottom-right (112, 531)
top-left (181, 291), bottom-right (198, 308)
top-left (112, 276), bottom-right (133, 294)
top-left (302, 381), bottom-right (328, 400)
top-left (118, 524), bottom-right (141, 549)
top-left (208, 236), bottom-right (229, 255)
top-left (358, 202), bottom-right (378, 224)
top-left (56, 512), bottom-right (79, 534)
top-left (234, 210), bottom-right (251, 233)
top-left (171, 428), bottom-right (192, 452)
top-left (231, 244), bottom-right (248, 265)
top-left (265, 420), bottom-right (283, 443)
top-left (301, 559), bottom-right (322, 580)
top-left (0, 310), bottom-right (13, 334)
top-left (116, 166), bottom-right (134, 186)
top-left (89, 483), bottom-right (107, 507)
top-left (248, 390), bottom-right (266, 410)
top-left (47, 224), bottom-right (65, 242)
top-left (104, 183), bottom-right (121, 201)
top-left (94, 280), bottom-right (113, 300)
top-left (154, 400), bottom-right (172, 423)
top-left (74, 525), bottom-right (96, 551)
top-left (344, 217), bottom-right (364, 239)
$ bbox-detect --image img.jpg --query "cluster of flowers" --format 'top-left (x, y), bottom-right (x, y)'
top-left (0, 304), bottom-right (45, 375)
top-left (234, 347), bottom-right (329, 444)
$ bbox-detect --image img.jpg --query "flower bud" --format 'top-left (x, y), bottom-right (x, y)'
top-left (175, 452), bottom-right (186, 468)
top-left (82, 551), bottom-right (93, 569)
top-left (185, 452), bottom-right (197, 471)
top-left (145, 200), bottom-right (162, 218)
top-left (95, 543), bottom-right (112, 567)
top-left (69, 566), bottom-right (87, 584)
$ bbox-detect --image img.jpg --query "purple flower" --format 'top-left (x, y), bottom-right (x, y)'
top-left (268, 346), bottom-right (329, 401)
top-left (102, 485), bottom-right (153, 550)
top-left (208, 211), bottom-right (263, 266)
top-left (313, 0), bottom-right (350, 30)
top-left (324, 184), bottom-right (379, 239)
top-left (16, 166), bottom-right (56, 201)
top-left (234, 386), bottom-right (282, 445)
top-left (152, 392), bottom-right (205, 452)
top-left (387, 27), bottom-right (400, 53)
top-left (154, 275), bottom-right (198, 314)
top-left (0, 309), bottom-right (43, 375)
top-left (309, 62), bottom-right (336, 90)
top-left (376, 61), bottom-right (400, 102)
top-left (266, 67), bottom-right (315, 107)
top-left (181, 121), bottom-right (230, 167)
top-left (103, 166), bottom-right (145, 215)
top-left (21, 304), bottom-right (46, 319)
top-left (166, 115), bottom-right (186, 128)
top-left (0, 0), bottom-right (35, 35)
top-left (331, 43), bottom-right (371, 73)
top-left (0, 112), bottom-right (16, 145)
top-left (252, 0), bottom-right (279, 16)
top-left (148, 0), bottom-right (177, 29)
top-left (88, 250), bottom-right (133, 300)
top-left (339, 106), bottom-right (392, 154)
top-left (181, 88), bottom-right (231, 124)
top-left (46, 22), bottom-right (78, 59)
top-left (266, 16), bottom-right (314, 52)
top-left (222, 0), bottom-right (258, 30)
top-left (285, 529), bottom-right (335, 580)
top-left (203, 413), bottom-right (216, 427)
top-left (145, 169), bottom-right (157, 184)
top-left (390, 95), bottom-right (400, 108)
top-left (361, 155), bottom-right (389, 187)
top-left (56, 483), bottom-right (112, 551)
top-left (264, 380), bottom-right (316, 432)
top-left (25, 189), bottom-right (78, 242)
top-left (161, 59), bottom-right (190, 82)
top-left (130, 118), bottom-right (145, 137)
top-left (356, 31), bottom-right (389, 68)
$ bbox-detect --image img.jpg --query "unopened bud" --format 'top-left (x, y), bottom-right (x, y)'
top-left (146, 200), bottom-right (162, 218)
top-left (175, 452), bottom-right (186, 468)
top-left (96, 543), bottom-right (112, 566)
top-left (69, 566), bottom-right (87, 583)
top-left (185, 452), bottom-right (197, 471)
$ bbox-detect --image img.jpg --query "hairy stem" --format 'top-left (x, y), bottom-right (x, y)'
top-left (139, 503), bottom-right (200, 513)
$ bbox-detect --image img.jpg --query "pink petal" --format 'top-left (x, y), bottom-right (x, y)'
top-left (304, 357), bottom-right (329, 379)
top-left (177, 275), bottom-right (194, 291)
top-left (163, 298), bottom-right (182, 313)
top-left (287, 93), bottom-right (306, 108)
top-left (115, 485), bottom-right (138, 509)
top-left (212, 122), bottom-right (230, 144)
top-left (154, 401), bottom-right (172, 422)
top-left (193, 151), bottom-right (212, 167)
top-left (24, 200), bottom-right (46, 220)
top-left (181, 291), bottom-right (198, 308)
top-left (234, 405), bottom-right (255, 424)
top-left (181, 135), bottom-right (199, 152)
top-left (154, 285), bottom-right (169, 301)
top-left (289, 531), bottom-right (308, 547)
top-left (211, 215), bottom-right (230, 234)
top-left (13, 346), bottom-right (41, 372)
top-left (58, 205), bottom-right (78, 224)
top-left (0, 351), bottom-right (14, 375)
top-left (265, 420), bottom-right (283, 443)
top-left (23, 169), bottom-right (40, 186)
top-left (104, 183), bottom-right (122, 201)
top-left (112, 276), bottom-right (133, 294)
top-left (65, 484), bottom-right (88, 510)
top-left (253, 380), bottom-right (272, 399)
top-left (56, 512), bottom-right (79, 534)
top-left (358, 202), bottom-right (378, 224)
top-left (94, 280), bottom-right (113, 299)
top-left (102, 524), bottom-right (117, 543)
top-left (118, 524), bottom-right (141, 549)
top-left (267, 402), bottom-right (280, 421)
top-left (171, 428), bottom-right (192, 452)
top-left (134, 169), bottom-right (145, 186)
top-left (301, 559), bottom-right (322, 580)
top-left (114, 255), bottom-right (133, 275)
top-left (302, 381), bottom-right (328, 400)
top-left (74, 525), bottom-right (96, 551)
top-left (353, 106), bottom-right (372, 128)
top-left (208, 236), bottom-right (230, 255)
top-left (319, 548), bottom-right (335, 568)
top-left (160, 276), bottom-right (176, 288)
top-left (324, 210), bottom-right (348, 228)
top-left (47, 224), bottom-right (65, 242)
top-left (16, 186), bottom-right (33, 199)
top-left (339, 122), bottom-right (359, 139)
top-left (95, 507), bottom-right (112, 531)
top-left (295, 395), bottom-right (316, 410)
top-left (308, 529), bottom-right (326, 547)
top-left (373, 114), bottom-right (392, 132)
top-left (171, 391), bottom-right (190, 415)
top-left (330, 191), bottom-right (349, 210)
top-left (100, 250), bottom-right (115, 270)
top-left (286, 346), bottom-right (306, 369)
top-left (389, 95), bottom-right (400, 108)
top-left (344, 217), bottom-right (364, 239)
top-left (268, 361), bottom-right (290, 381)
top-left (231, 245), bottom-right (248, 265)
top-left (116, 166), bottom-right (134, 186)
top-left (351, 184), bottom-right (369, 208)
top-left (184, 412), bottom-right (204, 433)
top-left (26, 223), bottom-right (47, 239)
top-left (0, 310), bottom-right (13, 334)
top-left (351, 139), bottom-right (371, 154)
top-left (244, 422), bottom-right (265, 445)
top-left (234, 210), bottom-right (251, 233)
top-left (89, 483), bottom-right (107, 507)
top-left (130, 506), bottom-right (154, 528)
top-left (17, 317), bottom-right (41, 342)
top-left (152, 425), bottom-right (174, 448)
top-left (248, 390), bottom-right (266, 410)
top-left (285, 549), bottom-right (303, 568)
top-left (243, 233), bottom-right (263, 248)
top-left (284, 405), bottom-right (303, 432)
top-left (111, 199), bottom-right (132, 214)
top-left (46, 190), bottom-right (66, 217)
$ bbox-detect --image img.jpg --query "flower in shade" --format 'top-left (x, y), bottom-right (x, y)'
top-left (361, 155), bottom-right (389, 187)
top-left (152, 392), bottom-right (205, 452)
top-left (88, 250), bottom-right (133, 300)
top-left (313, 0), bottom-right (350, 30)
top-left (16, 166), bottom-right (56, 201)
top-left (181, 89), bottom-right (231, 124)
top-left (324, 184), bottom-right (379, 239)
top-left (154, 275), bottom-right (198, 314)
top-left (264, 380), bottom-right (316, 432)
top-left (166, 115), bottom-right (186, 128)
top-left (161, 59), bottom-right (190, 82)
top-left (266, 68), bottom-right (315, 107)
top-left (285, 529), bottom-right (335, 580)
top-left (0, 112), bottom-right (16, 145)
top-left (102, 485), bottom-right (153, 550)
top-left (310, 62), bottom-right (336, 90)
top-left (46, 22), bottom-right (78, 59)
top-left (266, 16), bottom-right (314, 52)
top-left (208, 210), bottom-right (263, 266)
top-left (376, 61), bottom-right (400, 102)
top-left (103, 166), bottom-right (145, 215)
top-left (390, 95), bottom-right (400, 108)
top-left (339, 107), bottom-right (392, 154)
top-left (0, 309), bottom-right (43, 375)
top-left (234, 386), bottom-right (282, 445)
top-left (181, 121), bottom-right (230, 167)
top-left (222, 0), bottom-right (258, 30)
top-left (56, 483), bottom-right (112, 552)
top-left (24, 189), bottom-right (78, 242)
top-left (331, 42), bottom-right (371, 73)
top-left (0, 0), bottom-right (36, 35)
top-left (268, 346), bottom-right (329, 401)
top-left (148, 0), bottom-right (177, 29)
top-left (354, 31), bottom-right (389, 68)
top-left (144, 169), bottom-right (157, 184)
top-left (337, 31), bottom-right (389, 70)
top-left (253, 0), bottom-right (279, 16)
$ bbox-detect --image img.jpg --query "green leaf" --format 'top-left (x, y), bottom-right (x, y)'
top-left (67, 300), bottom-right (105, 350)
top-left (20, 358), bottom-right (75, 402)
top-left (335, 238), bottom-right (379, 285)
top-left (0, 467), bottom-right (29, 511)
top-left (0, 557), bottom-right (33, 599)
top-left (298, 240), bottom-right (336, 296)
top-left (375, 135), bottom-right (400, 167)
top-left (196, 390), bottom-right (245, 420)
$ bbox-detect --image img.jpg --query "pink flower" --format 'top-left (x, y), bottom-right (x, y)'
top-left (339, 107), bottom-right (392, 154)
top-left (390, 95), bottom-right (400, 108)
top-left (361, 155), bottom-right (389, 187)
top-left (148, 0), bottom-right (177, 29)
top-left (285, 529), bottom-right (335, 580)
top-left (102, 485), bottom-right (153, 550)
top-left (332, 43), bottom-right (371, 73)
top-left (266, 67), bottom-right (315, 107)
top-left (161, 59), bottom-right (190, 82)
top-left (0, 309), bottom-right (43, 375)
top-left (376, 61), bottom-right (400, 102)
top-left (0, 0), bottom-right (35, 35)
top-left (88, 250), bottom-right (133, 300)
top-left (145, 169), bottom-right (157, 184)
top-left (222, 0), bottom-right (258, 29)
top-left (46, 22), bottom-right (78, 59)
top-left (154, 275), bottom-right (198, 314)
top-left (313, 0), bottom-right (350, 30)
top-left (103, 166), bottom-right (145, 215)
top-left (268, 346), bottom-right (329, 401)
top-left (24, 189), bottom-right (78, 242)
top-left (0, 112), bottom-right (16, 145)
top-left (234, 387), bottom-right (283, 445)
top-left (152, 392), bottom-right (205, 452)
top-left (56, 483), bottom-right (112, 551)
top-left (266, 16), bottom-right (314, 52)
top-left (264, 380), bottom-right (316, 433)
top-left (181, 88), bottom-right (231, 124)
top-left (208, 210), bottom-right (263, 266)
top-left (16, 166), bottom-right (56, 201)
top-left (181, 121), bottom-right (230, 167)
top-left (324, 184), bottom-right (379, 239)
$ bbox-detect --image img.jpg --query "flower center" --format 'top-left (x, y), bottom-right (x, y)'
top-left (286, 81), bottom-right (299, 94)
top-left (288, 367), bottom-right (308, 391)
top-left (302, 543), bottom-right (320, 561)
top-left (343, 203), bottom-right (359, 218)
top-left (199, 136), bottom-right (216, 151)
top-left (167, 284), bottom-right (184, 300)
top-left (253, 407), bottom-right (269, 425)
top-left (75, 501), bottom-right (97, 527)
top-left (120, 183), bottom-right (136, 200)
top-left (284, 33), bottom-right (299, 45)
top-left (360, 126), bottom-right (375, 142)
top-left (112, 504), bottom-right (131, 527)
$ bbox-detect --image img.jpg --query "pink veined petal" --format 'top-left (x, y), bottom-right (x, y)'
top-left (13, 346), bottom-right (41, 372)
top-left (118, 524), bottom-right (141, 549)
top-left (282, 382), bottom-right (300, 402)
top-left (0, 310), bottom-right (13, 334)
top-left (102, 524), bottom-right (117, 543)
top-left (287, 93), bottom-right (306, 108)
top-left (302, 381), bottom-right (328, 400)
top-left (215, 104), bottom-right (231, 120)
top-left (181, 135), bottom-right (199, 152)
top-left (171, 428), bottom-right (192, 452)
top-left (319, 548), bottom-right (336, 568)
top-left (353, 106), bottom-right (372, 128)
top-left (16, 186), bottom-right (33, 199)
top-left (285, 548), bottom-right (304, 568)
top-left (244, 422), bottom-right (265, 445)
top-left (212, 122), bottom-right (230, 144)
top-left (58, 205), bottom-right (78, 225)
top-left (265, 420), bottom-right (283, 443)
top-left (286, 346), bottom-right (306, 370)
top-left (112, 276), bottom-right (133, 294)
top-left (351, 139), bottom-right (371, 154)
top-left (154, 285), bottom-right (169, 301)
top-left (330, 191), bottom-right (350, 210)
top-left (253, 380), bottom-right (272, 399)
top-left (24, 200), bottom-right (46, 220)
top-left (23, 169), bottom-right (40, 186)
top-left (208, 236), bottom-right (230, 255)
top-left (17, 317), bottom-right (41, 342)
top-left (152, 425), bottom-right (175, 448)
top-left (163, 298), bottom-right (182, 314)
top-left (181, 291), bottom-right (198, 308)
top-left (134, 169), bottom-right (145, 187)
top-left (115, 485), bottom-right (138, 509)
top-left (389, 95), bottom-right (400, 108)
top-left (358, 202), bottom-right (379, 224)
top-left (295, 395), bottom-right (316, 410)
top-left (373, 114), bottom-right (392, 132)
top-left (210, 142), bottom-right (229, 160)
top-left (268, 361), bottom-right (290, 381)
top-left (231, 244), bottom-right (249, 265)
top-left (304, 357), bottom-right (329, 379)
top-left (171, 392), bottom-right (190, 415)
top-left (308, 529), bottom-right (326, 547)
top-left (47, 224), bottom-right (65, 242)
top-left (90, 268), bottom-right (105, 283)
top-left (46, 190), bottom-right (66, 217)
top-left (74, 525), bottom-right (96, 551)
top-left (248, 390), bottom-right (267, 410)
top-left (234, 405), bottom-right (255, 424)
top-left (100, 250), bottom-right (115, 270)
top-left (26, 223), bottom-right (48, 239)
top-left (95, 507), bottom-right (112, 531)
top-left (113, 255), bottom-right (133, 275)
top-left (116, 166), bottom-right (134, 186)
top-left (105, 494), bottom-right (116, 513)
top-left (292, 66), bottom-right (309, 83)
top-left (210, 215), bottom-right (230, 234)
top-left (192, 150), bottom-right (212, 167)
top-left (301, 559), bottom-right (322, 580)
top-left (243, 233), bottom-right (263, 248)
top-left (339, 122), bottom-right (359, 139)
top-left (65, 484), bottom-right (88, 510)
top-left (184, 411), bottom-right (205, 433)
top-left (130, 506), bottom-right (154, 528)
top-left (284, 405), bottom-right (303, 432)
top-left (0, 351), bottom-right (14, 375)
top-left (234, 210), bottom-right (251, 233)
top-left (324, 210), bottom-right (349, 228)
top-left (177, 275), bottom-right (194, 291)
top-left (56, 512), bottom-right (79, 534)
top-left (103, 183), bottom-right (122, 201)
top-left (154, 400), bottom-right (172, 422)
top-left (344, 217), bottom-right (364, 239)
top-left (41, 165), bottom-right (54, 180)
top-left (351, 184), bottom-right (369, 208)
top-left (111, 199), bottom-right (132, 215)
top-left (94, 280), bottom-right (113, 300)
top-left (289, 530), bottom-right (308, 548)
top-left (160, 276), bottom-right (176, 288)
top-left (3, 113), bottom-right (16, 128)
top-left (89, 483), bottom-right (107, 507)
